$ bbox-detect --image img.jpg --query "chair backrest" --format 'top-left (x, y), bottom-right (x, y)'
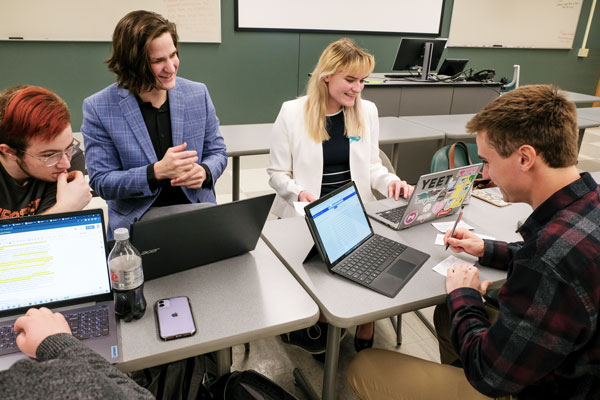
top-left (379, 149), bottom-right (396, 174)
top-left (430, 142), bottom-right (482, 173)
top-left (373, 149), bottom-right (396, 200)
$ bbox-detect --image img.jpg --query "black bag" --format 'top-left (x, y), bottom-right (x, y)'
top-left (130, 354), bottom-right (217, 400)
top-left (211, 370), bottom-right (299, 400)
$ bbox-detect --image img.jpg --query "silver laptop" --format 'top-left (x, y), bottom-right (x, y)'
top-left (366, 164), bottom-right (482, 230)
top-left (0, 209), bottom-right (118, 369)
top-left (304, 182), bottom-right (429, 298)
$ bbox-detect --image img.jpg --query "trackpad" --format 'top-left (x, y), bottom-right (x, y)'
top-left (387, 259), bottom-right (416, 280)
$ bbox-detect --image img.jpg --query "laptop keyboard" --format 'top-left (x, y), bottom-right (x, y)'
top-left (0, 308), bottom-right (110, 355)
top-left (334, 235), bottom-right (407, 285)
top-left (377, 205), bottom-right (408, 224)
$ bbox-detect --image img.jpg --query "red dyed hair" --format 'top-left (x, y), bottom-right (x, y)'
top-left (0, 86), bottom-right (70, 154)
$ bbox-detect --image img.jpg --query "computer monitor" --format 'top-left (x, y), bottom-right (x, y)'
top-left (391, 37), bottom-right (447, 81)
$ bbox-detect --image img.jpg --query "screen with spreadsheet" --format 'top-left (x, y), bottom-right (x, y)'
top-left (306, 184), bottom-right (372, 264)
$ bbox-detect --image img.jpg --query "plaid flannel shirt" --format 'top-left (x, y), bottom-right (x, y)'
top-left (448, 173), bottom-right (600, 399)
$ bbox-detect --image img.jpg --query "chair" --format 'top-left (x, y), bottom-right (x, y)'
top-left (430, 142), bottom-right (482, 173)
top-left (373, 149), bottom-right (395, 200)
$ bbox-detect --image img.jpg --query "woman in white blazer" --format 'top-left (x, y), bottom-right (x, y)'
top-left (268, 38), bottom-right (414, 356)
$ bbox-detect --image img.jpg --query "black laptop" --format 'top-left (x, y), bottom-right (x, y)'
top-left (304, 182), bottom-right (429, 298)
top-left (130, 194), bottom-right (275, 281)
top-left (0, 209), bottom-right (119, 369)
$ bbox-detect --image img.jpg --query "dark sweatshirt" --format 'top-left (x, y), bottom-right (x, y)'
top-left (0, 333), bottom-right (153, 399)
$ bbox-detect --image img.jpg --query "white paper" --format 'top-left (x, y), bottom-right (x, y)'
top-left (432, 255), bottom-right (474, 277)
top-left (293, 201), bottom-right (309, 216)
top-left (435, 232), bottom-right (496, 246)
top-left (431, 220), bottom-right (474, 233)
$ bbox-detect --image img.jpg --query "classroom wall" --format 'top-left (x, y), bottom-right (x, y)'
top-left (1, 0), bottom-right (599, 129)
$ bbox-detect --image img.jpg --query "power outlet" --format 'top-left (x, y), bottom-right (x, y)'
top-left (578, 48), bottom-right (589, 58)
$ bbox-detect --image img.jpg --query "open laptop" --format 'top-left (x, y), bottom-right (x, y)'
top-left (0, 209), bottom-right (118, 369)
top-left (130, 193), bottom-right (275, 281)
top-left (304, 182), bottom-right (429, 298)
top-left (365, 164), bottom-right (482, 230)
top-left (437, 58), bottom-right (469, 78)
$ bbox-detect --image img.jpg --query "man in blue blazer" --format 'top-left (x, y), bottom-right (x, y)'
top-left (82, 11), bottom-right (227, 240)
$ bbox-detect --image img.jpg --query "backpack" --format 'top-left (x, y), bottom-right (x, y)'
top-left (130, 354), bottom-right (217, 400)
top-left (211, 370), bottom-right (299, 400)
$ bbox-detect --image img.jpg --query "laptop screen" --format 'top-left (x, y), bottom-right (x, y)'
top-left (306, 184), bottom-right (372, 264)
top-left (0, 212), bottom-right (110, 312)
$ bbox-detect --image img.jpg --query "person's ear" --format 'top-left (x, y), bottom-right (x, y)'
top-left (0, 144), bottom-right (18, 160)
top-left (517, 145), bottom-right (536, 171)
top-left (323, 75), bottom-right (330, 83)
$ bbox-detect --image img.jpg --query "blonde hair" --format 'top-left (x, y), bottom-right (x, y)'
top-left (305, 38), bottom-right (375, 143)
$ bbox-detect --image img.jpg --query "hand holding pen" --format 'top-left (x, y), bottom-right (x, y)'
top-left (444, 212), bottom-right (485, 258)
top-left (445, 206), bottom-right (464, 251)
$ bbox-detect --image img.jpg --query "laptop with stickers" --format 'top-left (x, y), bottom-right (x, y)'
top-left (365, 164), bottom-right (482, 230)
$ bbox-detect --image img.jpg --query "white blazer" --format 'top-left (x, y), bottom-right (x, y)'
top-left (268, 96), bottom-right (398, 218)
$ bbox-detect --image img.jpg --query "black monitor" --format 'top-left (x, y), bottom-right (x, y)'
top-left (390, 37), bottom-right (447, 81)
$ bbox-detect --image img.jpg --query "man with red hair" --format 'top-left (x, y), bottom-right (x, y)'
top-left (0, 86), bottom-right (91, 218)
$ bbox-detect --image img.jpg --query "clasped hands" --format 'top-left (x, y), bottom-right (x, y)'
top-left (443, 227), bottom-right (491, 295)
top-left (154, 143), bottom-right (207, 189)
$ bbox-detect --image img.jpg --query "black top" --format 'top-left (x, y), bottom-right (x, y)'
top-left (321, 110), bottom-right (351, 196)
top-left (137, 95), bottom-right (212, 208)
top-left (0, 160), bottom-right (56, 218)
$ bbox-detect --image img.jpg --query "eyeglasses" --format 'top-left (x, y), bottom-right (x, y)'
top-left (22, 138), bottom-right (81, 167)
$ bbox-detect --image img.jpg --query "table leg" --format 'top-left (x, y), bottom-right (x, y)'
top-left (396, 315), bottom-right (402, 345)
top-left (232, 156), bottom-right (240, 201)
top-left (215, 348), bottom-right (232, 378)
top-left (322, 325), bottom-right (341, 400)
top-left (577, 128), bottom-right (585, 152)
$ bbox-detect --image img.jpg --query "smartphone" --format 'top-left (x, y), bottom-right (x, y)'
top-left (155, 296), bottom-right (196, 341)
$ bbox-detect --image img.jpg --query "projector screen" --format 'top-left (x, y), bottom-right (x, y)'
top-left (235, 0), bottom-right (444, 35)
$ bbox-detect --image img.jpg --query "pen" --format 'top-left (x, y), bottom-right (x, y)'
top-left (445, 206), bottom-right (464, 251)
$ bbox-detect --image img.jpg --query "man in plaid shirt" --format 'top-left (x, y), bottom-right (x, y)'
top-left (347, 85), bottom-right (600, 399)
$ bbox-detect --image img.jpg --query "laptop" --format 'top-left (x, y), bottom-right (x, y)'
top-left (437, 58), bottom-right (469, 78)
top-left (0, 209), bottom-right (118, 369)
top-left (304, 182), bottom-right (429, 298)
top-left (130, 194), bottom-right (275, 281)
top-left (365, 164), bottom-right (482, 231)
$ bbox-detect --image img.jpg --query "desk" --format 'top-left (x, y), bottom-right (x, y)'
top-left (364, 75), bottom-right (502, 117)
top-left (220, 124), bottom-right (273, 201)
top-left (561, 91), bottom-right (600, 104)
top-left (116, 240), bottom-right (319, 374)
top-left (262, 196), bottom-right (532, 399)
top-left (378, 117), bottom-right (445, 170)
top-left (403, 113), bottom-right (600, 150)
top-left (577, 107), bottom-right (600, 123)
top-left (220, 119), bottom-right (445, 200)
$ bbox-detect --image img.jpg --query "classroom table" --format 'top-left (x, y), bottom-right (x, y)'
top-left (577, 107), bottom-right (600, 123)
top-left (220, 119), bottom-right (444, 201)
top-left (116, 239), bottom-right (319, 374)
top-left (402, 113), bottom-right (600, 150)
top-left (220, 123), bottom-right (273, 202)
top-left (562, 91), bottom-right (600, 104)
top-left (378, 117), bottom-right (445, 168)
top-left (262, 193), bottom-right (532, 399)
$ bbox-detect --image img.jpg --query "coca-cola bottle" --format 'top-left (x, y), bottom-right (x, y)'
top-left (108, 228), bottom-right (146, 322)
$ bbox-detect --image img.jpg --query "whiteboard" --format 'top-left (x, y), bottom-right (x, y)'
top-left (0, 0), bottom-right (221, 42)
top-left (448, 0), bottom-right (583, 48)
top-left (236, 0), bottom-right (444, 35)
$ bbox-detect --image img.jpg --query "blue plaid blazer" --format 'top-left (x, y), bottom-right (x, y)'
top-left (81, 77), bottom-right (227, 240)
